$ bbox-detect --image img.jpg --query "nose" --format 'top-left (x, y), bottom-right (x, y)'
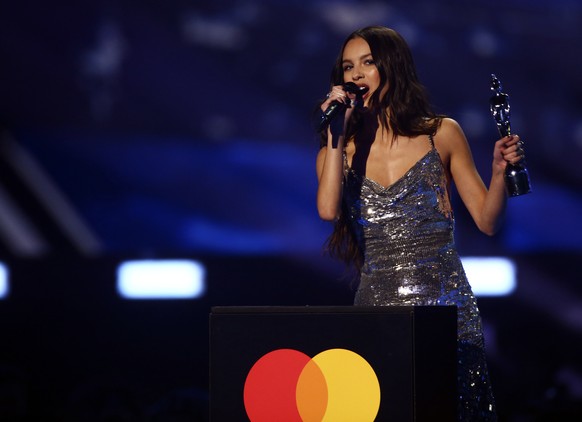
top-left (352, 65), bottom-right (363, 80)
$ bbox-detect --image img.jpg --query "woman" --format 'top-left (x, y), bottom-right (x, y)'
top-left (316, 26), bottom-right (522, 421)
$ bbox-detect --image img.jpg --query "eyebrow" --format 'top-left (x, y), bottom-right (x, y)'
top-left (342, 53), bottom-right (373, 64)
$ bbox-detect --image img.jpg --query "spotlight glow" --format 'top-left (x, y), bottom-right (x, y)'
top-left (117, 260), bottom-right (205, 299)
top-left (0, 263), bottom-right (8, 299)
top-left (461, 257), bottom-right (516, 296)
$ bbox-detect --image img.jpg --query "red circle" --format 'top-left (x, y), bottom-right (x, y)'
top-left (243, 349), bottom-right (311, 422)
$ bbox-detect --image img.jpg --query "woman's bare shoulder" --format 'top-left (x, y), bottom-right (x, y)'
top-left (435, 117), bottom-right (463, 136)
top-left (434, 118), bottom-right (468, 149)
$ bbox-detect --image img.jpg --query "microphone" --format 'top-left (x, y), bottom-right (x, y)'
top-left (314, 83), bottom-right (369, 134)
top-left (344, 81), bottom-right (368, 95)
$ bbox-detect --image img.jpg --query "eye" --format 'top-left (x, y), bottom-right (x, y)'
top-left (343, 64), bottom-right (353, 72)
top-left (364, 59), bottom-right (375, 66)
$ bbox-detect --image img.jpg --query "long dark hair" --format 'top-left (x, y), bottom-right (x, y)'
top-left (322, 26), bottom-right (443, 272)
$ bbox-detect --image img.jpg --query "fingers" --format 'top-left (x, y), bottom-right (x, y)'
top-left (327, 86), bottom-right (347, 100)
top-left (321, 85), bottom-right (351, 110)
top-left (502, 134), bottom-right (521, 146)
top-left (500, 135), bottom-right (525, 164)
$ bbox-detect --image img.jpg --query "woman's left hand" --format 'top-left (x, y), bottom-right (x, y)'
top-left (493, 135), bottom-right (524, 170)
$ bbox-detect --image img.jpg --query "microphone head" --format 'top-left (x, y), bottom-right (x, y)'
top-left (343, 82), bottom-right (369, 95)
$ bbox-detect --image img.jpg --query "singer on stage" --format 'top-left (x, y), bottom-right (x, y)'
top-left (315, 26), bottom-right (524, 421)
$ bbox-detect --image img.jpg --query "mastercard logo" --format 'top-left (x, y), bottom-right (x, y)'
top-left (243, 348), bottom-right (381, 422)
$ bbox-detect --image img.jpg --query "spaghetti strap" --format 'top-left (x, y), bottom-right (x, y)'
top-left (428, 133), bottom-right (435, 149)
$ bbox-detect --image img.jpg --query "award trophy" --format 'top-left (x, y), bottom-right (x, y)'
top-left (489, 74), bottom-right (532, 196)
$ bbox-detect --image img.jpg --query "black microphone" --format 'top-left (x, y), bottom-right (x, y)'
top-left (344, 81), bottom-right (368, 95)
top-left (314, 83), bottom-right (369, 134)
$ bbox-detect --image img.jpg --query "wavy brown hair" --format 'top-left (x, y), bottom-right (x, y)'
top-left (320, 26), bottom-right (444, 272)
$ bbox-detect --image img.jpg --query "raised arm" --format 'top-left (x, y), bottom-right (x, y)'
top-left (437, 118), bottom-right (523, 235)
top-left (315, 86), bottom-right (355, 221)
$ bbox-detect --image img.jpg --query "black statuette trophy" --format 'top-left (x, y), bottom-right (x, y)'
top-left (489, 74), bottom-right (532, 197)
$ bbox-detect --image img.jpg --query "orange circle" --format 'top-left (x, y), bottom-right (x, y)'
top-left (296, 358), bottom-right (328, 421)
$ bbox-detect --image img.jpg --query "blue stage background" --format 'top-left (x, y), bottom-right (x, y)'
top-left (1, 0), bottom-right (581, 420)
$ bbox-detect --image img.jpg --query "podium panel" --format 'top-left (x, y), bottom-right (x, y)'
top-left (210, 306), bottom-right (456, 421)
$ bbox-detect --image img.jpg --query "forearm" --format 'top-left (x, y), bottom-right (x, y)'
top-left (315, 84), bottom-right (356, 221)
top-left (478, 133), bottom-right (526, 235)
top-left (316, 135), bottom-right (346, 221)
top-left (478, 167), bottom-right (508, 235)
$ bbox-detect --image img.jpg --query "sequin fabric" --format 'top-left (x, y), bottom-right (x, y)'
top-left (344, 140), bottom-right (497, 421)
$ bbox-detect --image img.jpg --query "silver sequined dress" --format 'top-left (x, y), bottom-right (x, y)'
top-left (344, 137), bottom-right (497, 421)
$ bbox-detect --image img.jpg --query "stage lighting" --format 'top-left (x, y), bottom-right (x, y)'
top-left (461, 257), bottom-right (516, 296)
top-left (117, 259), bottom-right (205, 299)
top-left (0, 263), bottom-right (8, 299)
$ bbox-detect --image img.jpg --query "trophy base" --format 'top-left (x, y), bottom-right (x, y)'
top-left (505, 165), bottom-right (532, 197)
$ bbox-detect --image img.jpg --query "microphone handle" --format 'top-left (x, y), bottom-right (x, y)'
top-left (316, 101), bottom-right (346, 133)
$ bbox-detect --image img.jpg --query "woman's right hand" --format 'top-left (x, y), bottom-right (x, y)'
top-left (321, 85), bottom-right (351, 111)
top-left (321, 85), bottom-right (356, 136)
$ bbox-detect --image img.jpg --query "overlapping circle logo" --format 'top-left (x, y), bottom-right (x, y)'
top-left (243, 348), bottom-right (381, 422)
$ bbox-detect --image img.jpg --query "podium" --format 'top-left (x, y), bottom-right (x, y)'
top-left (210, 306), bottom-right (457, 421)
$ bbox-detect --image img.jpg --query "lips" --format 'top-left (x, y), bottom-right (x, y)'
top-left (357, 84), bottom-right (370, 99)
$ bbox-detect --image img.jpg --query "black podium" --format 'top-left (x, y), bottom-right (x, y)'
top-left (210, 306), bottom-right (457, 421)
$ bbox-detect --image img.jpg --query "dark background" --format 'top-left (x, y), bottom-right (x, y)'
top-left (0, 0), bottom-right (581, 420)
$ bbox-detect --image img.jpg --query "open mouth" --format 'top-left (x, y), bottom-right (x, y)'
top-left (357, 84), bottom-right (370, 98)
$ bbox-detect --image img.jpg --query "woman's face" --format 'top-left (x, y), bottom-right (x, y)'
top-left (341, 36), bottom-right (387, 105)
